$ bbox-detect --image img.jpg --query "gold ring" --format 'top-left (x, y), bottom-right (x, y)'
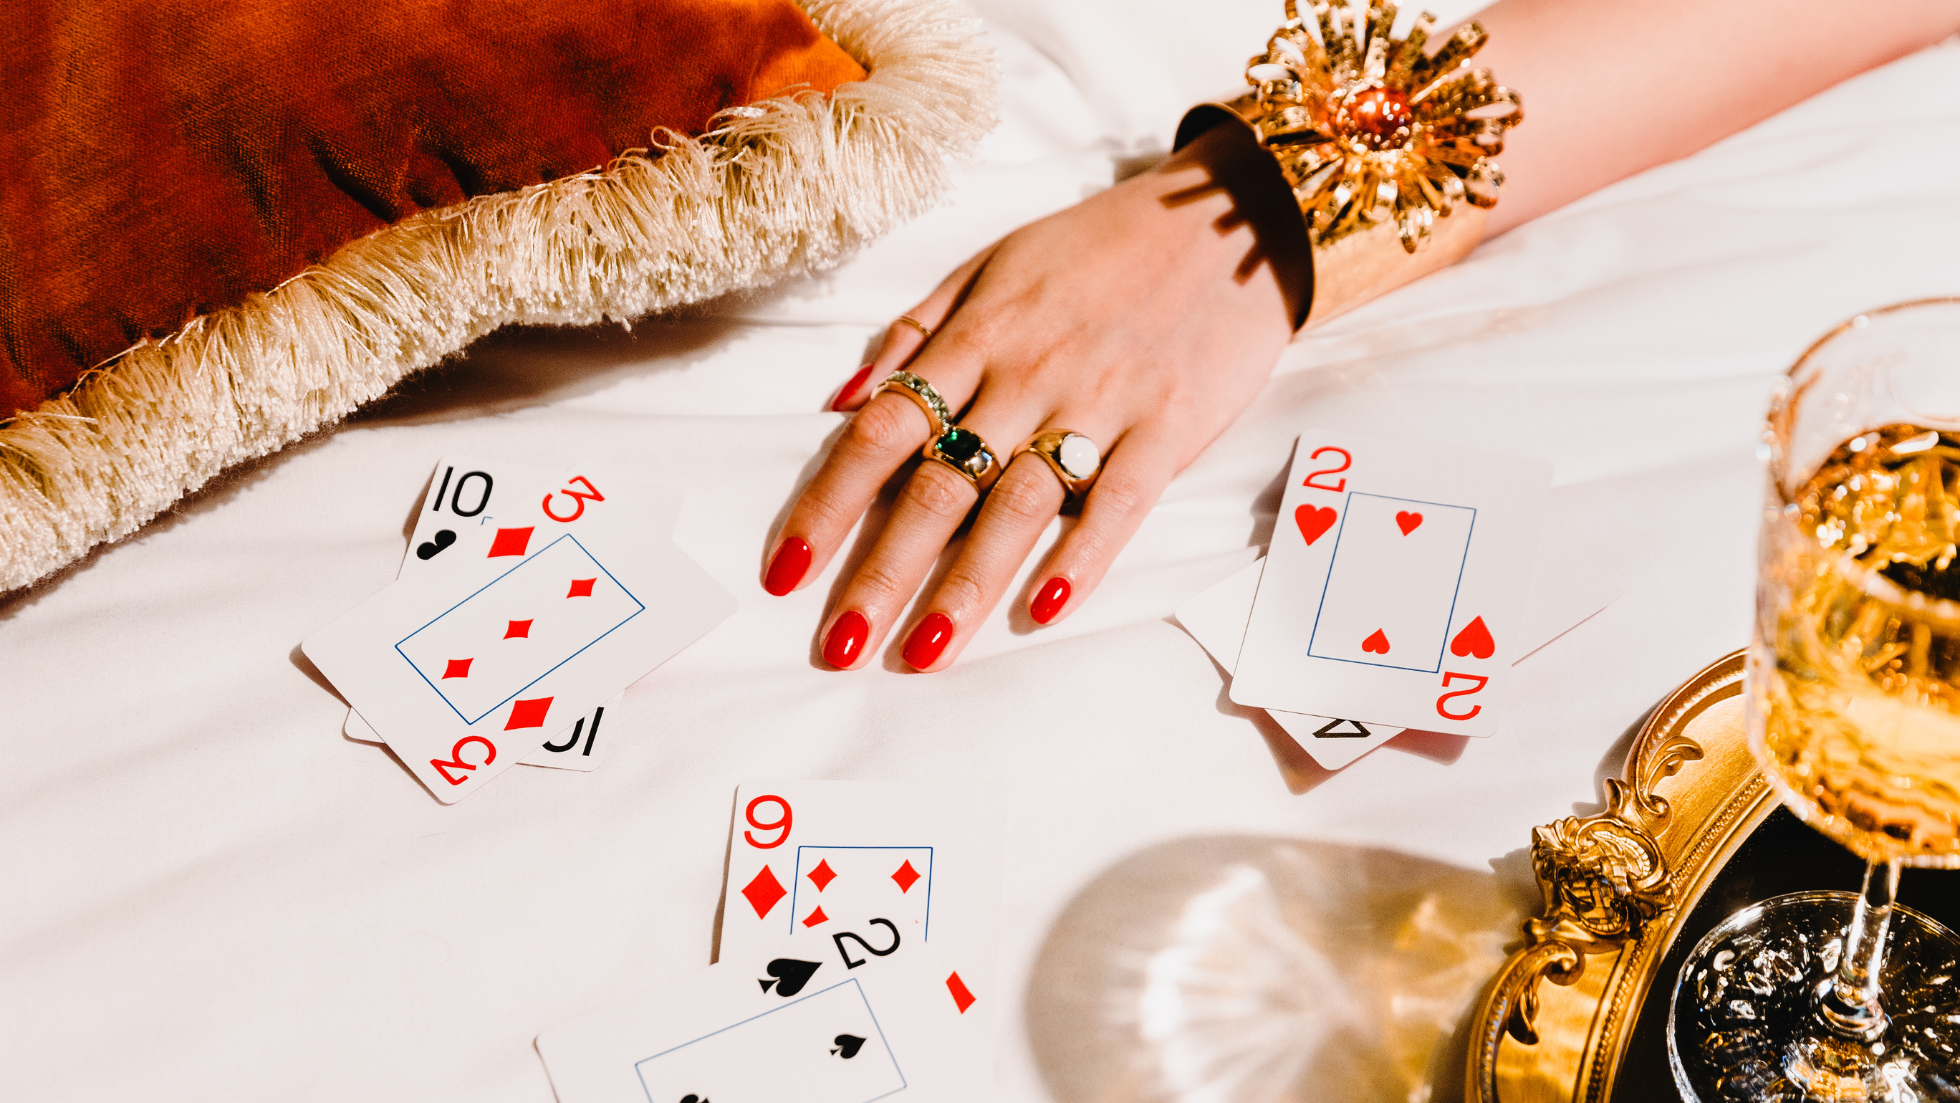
top-left (868, 370), bottom-right (953, 438)
top-left (894, 315), bottom-right (934, 340)
top-left (923, 426), bottom-right (1000, 492)
top-left (1014, 430), bottom-right (1101, 497)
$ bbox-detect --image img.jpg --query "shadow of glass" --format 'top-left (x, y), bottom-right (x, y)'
top-left (1025, 835), bottom-right (1534, 1103)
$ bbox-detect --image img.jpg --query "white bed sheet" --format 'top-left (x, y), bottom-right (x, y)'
top-left (8, 4), bottom-right (1960, 1100)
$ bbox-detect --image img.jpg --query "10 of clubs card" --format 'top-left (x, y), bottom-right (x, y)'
top-left (718, 781), bottom-right (1004, 1014)
top-left (537, 920), bottom-right (991, 1103)
top-left (1230, 432), bottom-right (1550, 736)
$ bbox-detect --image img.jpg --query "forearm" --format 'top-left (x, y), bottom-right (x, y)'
top-left (1473, 0), bottom-right (1960, 236)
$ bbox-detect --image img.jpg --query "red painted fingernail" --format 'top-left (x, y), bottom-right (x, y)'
top-left (1031, 577), bottom-right (1071, 624)
top-left (764, 537), bottom-right (811, 596)
top-left (823, 610), bottom-right (870, 668)
top-left (902, 613), bottom-right (955, 670)
top-left (829, 364), bottom-right (875, 412)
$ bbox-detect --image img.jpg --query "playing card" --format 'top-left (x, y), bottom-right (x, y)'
top-left (1229, 432), bottom-right (1552, 736)
top-left (304, 467), bottom-right (735, 802)
top-left (1177, 539), bottom-right (1619, 767)
top-left (343, 455), bottom-right (680, 772)
top-left (718, 781), bottom-right (1003, 1022)
top-left (537, 920), bottom-right (991, 1103)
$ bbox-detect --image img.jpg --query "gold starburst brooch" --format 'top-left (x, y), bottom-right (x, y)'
top-left (1235, 2), bottom-right (1521, 254)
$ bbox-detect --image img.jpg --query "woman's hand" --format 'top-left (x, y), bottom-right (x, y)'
top-left (762, 124), bottom-right (1297, 671)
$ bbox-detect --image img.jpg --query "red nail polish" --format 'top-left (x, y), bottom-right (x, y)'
top-left (823, 610), bottom-right (870, 668)
top-left (902, 613), bottom-right (954, 670)
top-left (830, 364), bottom-right (875, 412)
top-left (764, 537), bottom-right (811, 596)
top-left (1031, 577), bottom-right (1071, 624)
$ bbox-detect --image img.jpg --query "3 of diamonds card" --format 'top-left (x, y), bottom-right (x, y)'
top-left (304, 467), bottom-right (736, 802)
top-left (1229, 432), bottom-right (1551, 736)
top-left (718, 780), bottom-right (1003, 1020)
top-left (343, 455), bottom-right (682, 773)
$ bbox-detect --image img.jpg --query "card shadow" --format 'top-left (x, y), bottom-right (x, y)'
top-left (1023, 834), bottom-right (1538, 1103)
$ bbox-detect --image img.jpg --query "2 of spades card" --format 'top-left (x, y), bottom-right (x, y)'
top-left (1229, 432), bottom-right (1550, 736)
top-left (537, 919), bottom-right (992, 1103)
top-left (718, 780), bottom-right (1003, 1022)
top-left (342, 455), bottom-right (681, 772)
top-left (304, 467), bottom-right (735, 802)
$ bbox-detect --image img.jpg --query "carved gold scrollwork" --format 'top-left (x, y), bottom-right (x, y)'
top-left (1468, 798), bottom-right (1682, 1101)
top-left (1465, 713), bottom-right (1720, 1102)
top-left (1465, 652), bottom-right (1753, 1103)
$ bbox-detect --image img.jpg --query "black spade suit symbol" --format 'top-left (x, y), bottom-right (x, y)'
top-left (415, 529), bottom-right (457, 560)
top-left (758, 957), bottom-right (821, 997)
top-left (831, 1034), bottom-right (866, 1059)
top-left (679, 1096), bottom-right (709, 1103)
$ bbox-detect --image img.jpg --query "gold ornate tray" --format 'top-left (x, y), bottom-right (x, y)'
top-left (1464, 649), bottom-right (1771, 1102)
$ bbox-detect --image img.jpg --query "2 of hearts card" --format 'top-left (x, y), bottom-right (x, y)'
top-left (304, 465), bottom-right (735, 803)
top-left (1230, 431), bottom-right (1551, 737)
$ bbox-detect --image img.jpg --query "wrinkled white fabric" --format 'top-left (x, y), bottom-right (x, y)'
top-left (7, 4), bottom-right (1960, 1100)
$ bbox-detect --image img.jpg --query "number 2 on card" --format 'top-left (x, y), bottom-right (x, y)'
top-left (1435, 672), bottom-right (1489, 721)
top-left (1302, 447), bottom-right (1351, 493)
top-left (744, 794), bottom-right (793, 848)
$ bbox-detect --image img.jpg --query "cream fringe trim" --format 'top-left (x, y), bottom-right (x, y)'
top-left (0, 0), bottom-right (995, 593)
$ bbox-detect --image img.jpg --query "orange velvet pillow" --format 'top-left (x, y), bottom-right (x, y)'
top-left (0, 0), bottom-right (865, 418)
top-left (0, 0), bottom-right (995, 595)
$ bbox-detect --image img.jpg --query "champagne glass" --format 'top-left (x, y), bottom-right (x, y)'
top-left (1669, 299), bottom-right (1960, 1101)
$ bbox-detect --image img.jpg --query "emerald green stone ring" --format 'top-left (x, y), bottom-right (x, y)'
top-left (924, 426), bottom-right (1001, 492)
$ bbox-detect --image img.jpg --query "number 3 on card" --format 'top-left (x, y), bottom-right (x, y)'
top-left (431, 735), bottom-right (497, 785)
top-left (744, 794), bottom-right (792, 848)
top-left (542, 475), bottom-right (606, 522)
top-left (1301, 447), bottom-right (1350, 493)
top-left (1436, 672), bottom-right (1489, 721)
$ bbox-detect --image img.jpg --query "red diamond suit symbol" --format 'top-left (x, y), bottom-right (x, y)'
top-left (741, 866), bottom-right (787, 919)
top-left (503, 696), bottom-right (554, 730)
top-left (807, 859), bottom-right (837, 891)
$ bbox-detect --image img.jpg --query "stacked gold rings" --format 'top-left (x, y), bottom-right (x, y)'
top-left (869, 370), bottom-right (952, 438)
top-left (1015, 430), bottom-right (1102, 497)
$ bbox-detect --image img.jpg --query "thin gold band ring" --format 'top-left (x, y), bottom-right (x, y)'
top-left (894, 315), bottom-right (935, 341)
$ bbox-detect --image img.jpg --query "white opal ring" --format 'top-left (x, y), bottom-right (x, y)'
top-left (1015, 430), bottom-right (1101, 497)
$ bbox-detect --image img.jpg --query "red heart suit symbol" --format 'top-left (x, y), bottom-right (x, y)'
top-left (1450, 616), bottom-right (1495, 659)
top-left (1361, 629), bottom-right (1390, 654)
top-left (1395, 511), bottom-right (1423, 535)
top-left (1295, 504), bottom-right (1337, 545)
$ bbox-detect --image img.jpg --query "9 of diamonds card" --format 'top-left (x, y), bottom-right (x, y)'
top-left (304, 468), bottom-right (736, 802)
top-left (1228, 431), bottom-right (1550, 736)
top-left (718, 780), bottom-right (1003, 1018)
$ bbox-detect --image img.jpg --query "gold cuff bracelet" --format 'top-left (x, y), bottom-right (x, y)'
top-left (1176, 2), bottom-right (1521, 329)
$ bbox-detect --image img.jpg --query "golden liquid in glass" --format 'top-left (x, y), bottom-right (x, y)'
top-left (1758, 423), bottom-right (1960, 866)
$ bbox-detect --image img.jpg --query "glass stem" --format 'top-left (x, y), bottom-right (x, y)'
top-left (1819, 857), bottom-right (1901, 1040)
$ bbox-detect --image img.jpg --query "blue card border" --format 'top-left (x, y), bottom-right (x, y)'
top-left (394, 533), bottom-right (646, 725)
top-left (1305, 491), bottom-right (1476, 675)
